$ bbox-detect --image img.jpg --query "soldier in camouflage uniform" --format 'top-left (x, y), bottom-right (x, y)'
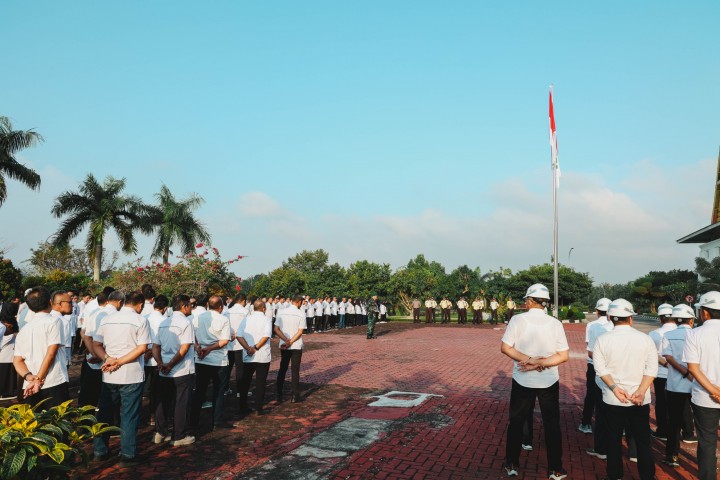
top-left (366, 294), bottom-right (379, 339)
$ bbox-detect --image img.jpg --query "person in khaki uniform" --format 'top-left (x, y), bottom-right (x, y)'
top-left (425, 298), bottom-right (437, 323)
top-left (490, 298), bottom-right (500, 324)
top-left (412, 298), bottom-right (421, 323)
top-left (457, 297), bottom-right (469, 324)
top-left (506, 297), bottom-right (517, 323)
top-left (440, 297), bottom-right (452, 324)
top-left (472, 297), bottom-right (485, 324)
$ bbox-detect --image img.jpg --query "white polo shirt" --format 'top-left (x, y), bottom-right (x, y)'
top-left (661, 325), bottom-right (693, 393)
top-left (51, 310), bottom-right (73, 348)
top-left (314, 301), bottom-right (322, 316)
top-left (226, 303), bottom-right (249, 352)
top-left (347, 303), bottom-right (355, 315)
top-left (593, 325), bottom-right (658, 407)
top-left (682, 318), bottom-right (720, 408)
top-left (338, 302), bottom-right (346, 315)
top-left (330, 301), bottom-right (338, 315)
top-left (275, 305), bottom-right (307, 350)
top-left (17, 307), bottom-right (34, 331)
top-left (82, 304), bottom-right (117, 371)
top-left (153, 311), bottom-right (195, 378)
top-left (306, 303), bottom-right (315, 317)
top-left (501, 308), bottom-right (569, 388)
top-left (146, 310), bottom-right (167, 367)
top-left (649, 322), bottom-right (677, 379)
top-left (94, 306), bottom-right (151, 384)
top-left (194, 310), bottom-right (231, 366)
top-left (14, 312), bottom-right (68, 389)
top-left (238, 312), bottom-right (272, 363)
top-left (141, 301), bottom-right (154, 318)
top-left (586, 317), bottom-right (613, 365)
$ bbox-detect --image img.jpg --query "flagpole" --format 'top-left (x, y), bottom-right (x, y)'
top-left (549, 85), bottom-right (559, 319)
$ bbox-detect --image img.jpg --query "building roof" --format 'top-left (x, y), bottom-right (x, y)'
top-left (677, 223), bottom-right (720, 244)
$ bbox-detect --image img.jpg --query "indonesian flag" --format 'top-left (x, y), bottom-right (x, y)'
top-left (549, 85), bottom-right (560, 187)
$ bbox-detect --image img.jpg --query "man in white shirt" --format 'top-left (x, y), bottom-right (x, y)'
top-left (500, 283), bottom-right (569, 480)
top-left (13, 287), bottom-right (69, 408)
top-left (489, 297), bottom-right (499, 324)
top-left (140, 284), bottom-right (156, 317)
top-left (226, 294), bottom-right (249, 402)
top-left (456, 297), bottom-right (468, 324)
top-left (306, 298), bottom-right (315, 333)
top-left (579, 297), bottom-right (611, 435)
top-left (236, 299), bottom-right (272, 415)
top-left (683, 291), bottom-right (720, 480)
top-left (314, 298), bottom-right (323, 333)
top-left (471, 297), bottom-right (485, 325)
top-left (584, 298), bottom-right (614, 460)
top-left (50, 291), bottom-right (73, 367)
top-left (338, 297), bottom-right (347, 329)
top-left (78, 292), bottom-right (117, 407)
top-left (330, 297), bottom-right (338, 329)
top-left (92, 291), bottom-right (151, 467)
top-left (144, 294), bottom-right (168, 425)
top-left (274, 295), bottom-right (306, 403)
top-left (74, 292), bottom-right (91, 354)
top-left (661, 304), bottom-right (696, 467)
top-left (593, 298), bottom-right (657, 480)
top-left (152, 294), bottom-right (196, 447)
top-left (648, 303), bottom-right (676, 440)
top-left (190, 295), bottom-right (231, 429)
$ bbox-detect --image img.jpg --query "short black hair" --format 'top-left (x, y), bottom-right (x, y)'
top-left (154, 295), bottom-right (169, 310)
top-left (26, 287), bottom-right (51, 313)
top-left (51, 290), bottom-right (68, 305)
top-left (141, 284), bottom-right (156, 299)
top-left (108, 291), bottom-right (126, 303)
top-left (126, 291), bottom-right (145, 306)
top-left (173, 294), bottom-right (191, 311)
top-left (102, 286), bottom-right (115, 296)
top-left (96, 293), bottom-right (108, 306)
top-left (195, 294), bottom-right (209, 308)
top-left (292, 294), bottom-right (304, 304)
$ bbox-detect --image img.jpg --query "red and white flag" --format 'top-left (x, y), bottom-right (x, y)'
top-left (549, 85), bottom-right (560, 187)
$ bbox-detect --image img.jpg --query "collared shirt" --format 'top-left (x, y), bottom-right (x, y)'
top-left (14, 312), bottom-right (68, 390)
top-left (593, 325), bottom-right (658, 407)
top-left (141, 301), bottom-right (154, 318)
top-left (83, 304), bottom-right (117, 371)
top-left (193, 310), bottom-right (231, 366)
top-left (472, 300), bottom-right (484, 310)
top-left (153, 311), bottom-right (195, 378)
top-left (17, 307), bottom-right (35, 331)
top-left (265, 302), bottom-right (273, 319)
top-left (330, 301), bottom-right (338, 315)
top-left (306, 303), bottom-right (315, 317)
top-left (314, 301), bottom-right (323, 316)
top-left (501, 308), bottom-right (569, 388)
top-left (380, 304), bottom-right (387, 315)
top-left (457, 300), bottom-right (468, 309)
top-left (94, 306), bottom-right (151, 384)
top-left (145, 310), bottom-right (167, 367)
top-left (324, 302), bottom-right (332, 315)
top-left (440, 300), bottom-right (451, 309)
top-left (226, 303), bottom-right (249, 352)
top-left (338, 302), bottom-right (347, 315)
top-left (649, 322), bottom-right (677, 379)
top-left (238, 312), bottom-right (272, 363)
top-left (412, 300), bottom-right (421, 309)
top-left (425, 300), bottom-right (437, 308)
top-left (275, 305), bottom-right (306, 350)
top-left (586, 316), bottom-right (613, 365)
top-left (683, 318), bottom-right (720, 408)
top-left (347, 303), bottom-right (356, 314)
top-left (51, 310), bottom-right (73, 348)
top-left (490, 301), bottom-right (499, 310)
top-left (507, 301), bottom-right (516, 309)
top-left (662, 325), bottom-right (693, 393)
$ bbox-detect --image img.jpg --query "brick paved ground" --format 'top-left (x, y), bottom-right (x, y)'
top-left (11, 321), bottom-right (711, 479)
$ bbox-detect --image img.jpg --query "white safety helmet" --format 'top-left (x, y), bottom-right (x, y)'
top-left (595, 298), bottom-right (611, 312)
top-left (672, 304), bottom-right (695, 320)
top-left (607, 298), bottom-right (636, 318)
top-left (657, 303), bottom-right (673, 316)
top-left (695, 291), bottom-right (720, 309)
top-left (523, 283), bottom-right (550, 300)
top-left (24, 288), bottom-right (32, 297)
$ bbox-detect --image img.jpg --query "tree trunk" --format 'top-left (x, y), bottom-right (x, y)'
top-left (163, 247), bottom-right (169, 265)
top-left (93, 242), bottom-right (102, 283)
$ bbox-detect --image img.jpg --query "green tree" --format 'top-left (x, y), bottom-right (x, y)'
top-left (446, 265), bottom-right (480, 297)
top-left (346, 260), bottom-right (391, 298)
top-left (26, 241), bottom-right (93, 276)
top-left (505, 263), bottom-right (592, 305)
top-left (696, 256), bottom-right (720, 293)
top-left (630, 269), bottom-right (697, 312)
top-left (51, 174), bottom-right (154, 282)
top-left (388, 254), bottom-right (446, 313)
top-left (149, 185), bottom-right (211, 264)
top-left (0, 116), bottom-right (42, 207)
top-left (0, 256), bottom-right (23, 299)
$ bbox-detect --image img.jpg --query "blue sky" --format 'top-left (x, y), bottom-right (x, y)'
top-left (2, 1), bottom-right (719, 283)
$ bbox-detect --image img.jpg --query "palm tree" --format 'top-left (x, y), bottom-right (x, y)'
top-left (51, 174), bottom-right (154, 282)
top-left (149, 184), bottom-right (211, 264)
top-left (0, 116), bottom-right (43, 206)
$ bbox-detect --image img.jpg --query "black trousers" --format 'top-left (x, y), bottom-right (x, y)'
top-left (592, 379), bottom-right (609, 455)
top-left (156, 373), bottom-right (193, 440)
top-left (306, 316), bottom-right (314, 332)
top-left (665, 390), bottom-right (692, 458)
top-left (490, 309), bottom-right (498, 323)
top-left (505, 380), bottom-right (563, 470)
top-left (457, 309), bottom-right (467, 324)
top-left (581, 363), bottom-right (596, 425)
top-left (238, 362), bottom-right (270, 411)
top-left (604, 403), bottom-right (655, 480)
top-left (232, 351), bottom-right (244, 390)
top-left (143, 366), bottom-right (160, 421)
top-left (691, 402), bottom-right (720, 480)
top-left (653, 377), bottom-right (668, 435)
top-left (506, 309), bottom-right (515, 322)
top-left (79, 361), bottom-right (103, 407)
top-left (276, 349), bottom-right (302, 399)
top-left (24, 382), bottom-right (69, 410)
top-left (472, 309), bottom-right (482, 324)
top-left (190, 363), bottom-right (228, 426)
top-left (330, 314), bottom-right (337, 329)
top-left (413, 308), bottom-right (420, 322)
top-left (315, 316), bottom-right (323, 331)
top-left (441, 308), bottom-right (450, 323)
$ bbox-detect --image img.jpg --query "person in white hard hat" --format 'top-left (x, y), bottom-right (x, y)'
top-left (584, 298), bottom-right (615, 461)
top-left (660, 304), bottom-right (697, 467)
top-left (500, 283), bottom-right (569, 479)
top-left (593, 298), bottom-right (657, 480)
top-left (683, 290), bottom-right (720, 480)
top-left (648, 303), bottom-right (677, 441)
top-left (580, 297), bottom-right (612, 436)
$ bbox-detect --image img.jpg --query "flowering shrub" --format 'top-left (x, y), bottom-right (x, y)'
top-left (110, 245), bottom-right (244, 297)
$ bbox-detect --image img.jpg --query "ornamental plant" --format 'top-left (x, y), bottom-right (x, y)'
top-left (110, 244), bottom-right (245, 298)
top-left (0, 400), bottom-right (118, 479)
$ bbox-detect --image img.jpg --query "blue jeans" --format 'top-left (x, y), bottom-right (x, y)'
top-left (339, 314), bottom-right (346, 328)
top-left (94, 381), bottom-right (144, 459)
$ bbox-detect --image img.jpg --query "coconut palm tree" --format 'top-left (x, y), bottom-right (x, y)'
top-left (51, 174), bottom-right (154, 282)
top-left (149, 184), bottom-right (211, 264)
top-left (0, 116), bottom-right (43, 206)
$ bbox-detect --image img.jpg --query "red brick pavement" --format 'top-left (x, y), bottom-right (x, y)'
top-left (68, 322), bottom-right (708, 479)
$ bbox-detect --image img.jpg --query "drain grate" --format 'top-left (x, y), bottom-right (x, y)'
top-left (368, 391), bottom-right (443, 408)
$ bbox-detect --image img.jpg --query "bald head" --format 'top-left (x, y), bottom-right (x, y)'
top-left (253, 299), bottom-right (266, 312)
top-left (208, 295), bottom-right (224, 312)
